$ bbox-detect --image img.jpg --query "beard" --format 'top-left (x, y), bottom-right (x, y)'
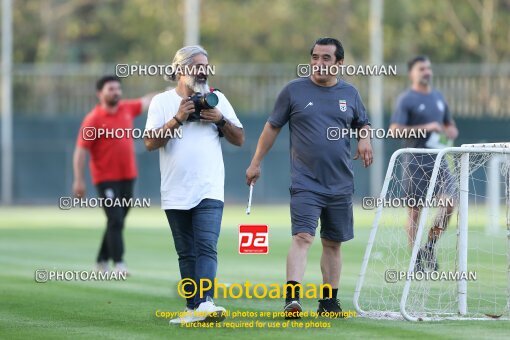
top-left (105, 95), bottom-right (120, 107)
top-left (419, 75), bottom-right (431, 86)
top-left (184, 75), bottom-right (209, 94)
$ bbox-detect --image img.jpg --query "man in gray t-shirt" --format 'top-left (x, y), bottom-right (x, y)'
top-left (389, 56), bottom-right (459, 272)
top-left (246, 37), bottom-right (372, 318)
top-left (268, 77), bottom-right (370, 195)
top-left (392, 88), bottom-right (452, 149)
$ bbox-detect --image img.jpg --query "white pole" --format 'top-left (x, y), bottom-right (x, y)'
top-left (353, 147), bottom-right (422, 314)
top-left (487, 155), bottom-right (500, 234)
top-left (506, 166), bottom-right (510, 313)
top-left (369, 0), bottom-right (384, 196)
top-left (184, 0), bottom-right (200, 46)
top-left (1, 0), bottom-right (13, 205)
top-left (458, 153), bottom-right (470, 315)
top-left (397, 147), bottom-right (507, 321)
top-left (400, 149), bottom-right (447, 322)
top-left (354, 147), bottom-right (443, 315)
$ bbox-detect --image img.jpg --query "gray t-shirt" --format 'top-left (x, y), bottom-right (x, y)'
top-left (268, 77), bottom-right (370, 196)
top-left (391, 89), bottom-right (452, 148)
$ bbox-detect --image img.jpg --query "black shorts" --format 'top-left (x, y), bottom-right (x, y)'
top-left (402, 154), bottom-right (457, 202)
top-left (290, 188), bottom-right (353, 243)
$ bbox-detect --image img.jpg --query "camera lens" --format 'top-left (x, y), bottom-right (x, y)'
top-left (203, 93), bottom-right (219, 109)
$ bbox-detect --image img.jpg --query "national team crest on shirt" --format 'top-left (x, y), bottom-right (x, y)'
top-left (339, 100), bottom-right (347, 112)
top-left (436, 100), bottom-right (445, 113)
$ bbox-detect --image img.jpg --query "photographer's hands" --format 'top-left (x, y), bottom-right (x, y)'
top-left (144, 98), bottom-right (193, 151)
top-left (203, 107), bottom-right (244, 147)
top-left (200, 107), bottom-right (223, 123)
top-left (174, 98), bottom-right (195, 123)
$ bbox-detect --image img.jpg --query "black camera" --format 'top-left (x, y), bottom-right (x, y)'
top-left (187, 92), bottom-right (219, 122)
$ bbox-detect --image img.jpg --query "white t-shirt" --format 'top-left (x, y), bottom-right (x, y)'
top-left (145, 89), bottom-right (243, 210)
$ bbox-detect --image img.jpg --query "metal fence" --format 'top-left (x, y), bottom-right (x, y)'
top-left (9, 63), bottom-right (510, 118)
top-left (2, 62), bottom-right (510, 204)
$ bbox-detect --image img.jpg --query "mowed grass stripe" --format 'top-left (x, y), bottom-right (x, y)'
top-left (1, 206), bottom-right (509, 339)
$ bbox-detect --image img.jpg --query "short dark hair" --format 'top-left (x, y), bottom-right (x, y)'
top-left (310, 37), bottom-right (344, 62)
top-left (407, 55), bottom-right (429, 72)
top-left (96, 75), bottom-right (121, 91)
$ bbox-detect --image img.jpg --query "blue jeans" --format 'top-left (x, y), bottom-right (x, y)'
top-left (165, 198), bottom-right (224, 309)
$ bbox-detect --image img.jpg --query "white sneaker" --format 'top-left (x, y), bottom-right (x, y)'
top-left (112, 262), bottom-right (128, 276)
top-left (169, 307), bottom-right (194, 325)
top-left (95, 261), bottom-right (109, 273)
top-left (192, 296), bottom-right (226, 323)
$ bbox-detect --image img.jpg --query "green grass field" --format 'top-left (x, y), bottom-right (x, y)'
top-left (1, 205), bottom-right (509, 339)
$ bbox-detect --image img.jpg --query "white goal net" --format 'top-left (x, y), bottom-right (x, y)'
top-left (354, 143), bottom-right (510, 321)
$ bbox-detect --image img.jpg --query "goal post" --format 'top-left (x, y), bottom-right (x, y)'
top-left (457, 152), bottom-right (469, 316)
top-left (354, 143), bottom-right (510, 321)
top-left (353, 147), bottom-right (444, 319)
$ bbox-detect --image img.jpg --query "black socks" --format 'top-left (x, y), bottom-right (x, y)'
top-left (286, 280), bottom-right (300, 300)
top-left (321, 286), bottom-right (338, 299)
top-left (286, 281), bottom-right (338, 300)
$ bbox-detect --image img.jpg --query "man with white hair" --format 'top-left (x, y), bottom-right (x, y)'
top-left (144, 45), bottom-right (244, 324)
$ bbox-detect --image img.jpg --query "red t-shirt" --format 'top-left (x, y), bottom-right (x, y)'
top-left (76, 99), bottom-right (143, 184)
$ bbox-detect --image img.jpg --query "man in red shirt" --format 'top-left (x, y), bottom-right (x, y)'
top-left (73, 75), bottom-right (154, 274)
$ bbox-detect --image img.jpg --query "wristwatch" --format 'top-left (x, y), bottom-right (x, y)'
top-left (215, 116), bottom-right (227, 128)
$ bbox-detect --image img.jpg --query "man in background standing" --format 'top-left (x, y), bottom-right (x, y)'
top-left (73, 75), bottom-right (154, 274)
top-left (389, 56), bottom-right (459, 271)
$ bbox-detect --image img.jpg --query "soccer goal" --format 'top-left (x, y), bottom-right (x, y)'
top-left (353, 143), bottom-right (510, 321)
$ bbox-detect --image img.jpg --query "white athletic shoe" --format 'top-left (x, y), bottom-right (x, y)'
top-left (112, 262), bottom-right (128, 276)
top-left (192, 296), bottom-right (227, 323)
top-left (95, 261), bottom-right (109, 273)
top-left (169, 307), bottom-right (194, 325)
